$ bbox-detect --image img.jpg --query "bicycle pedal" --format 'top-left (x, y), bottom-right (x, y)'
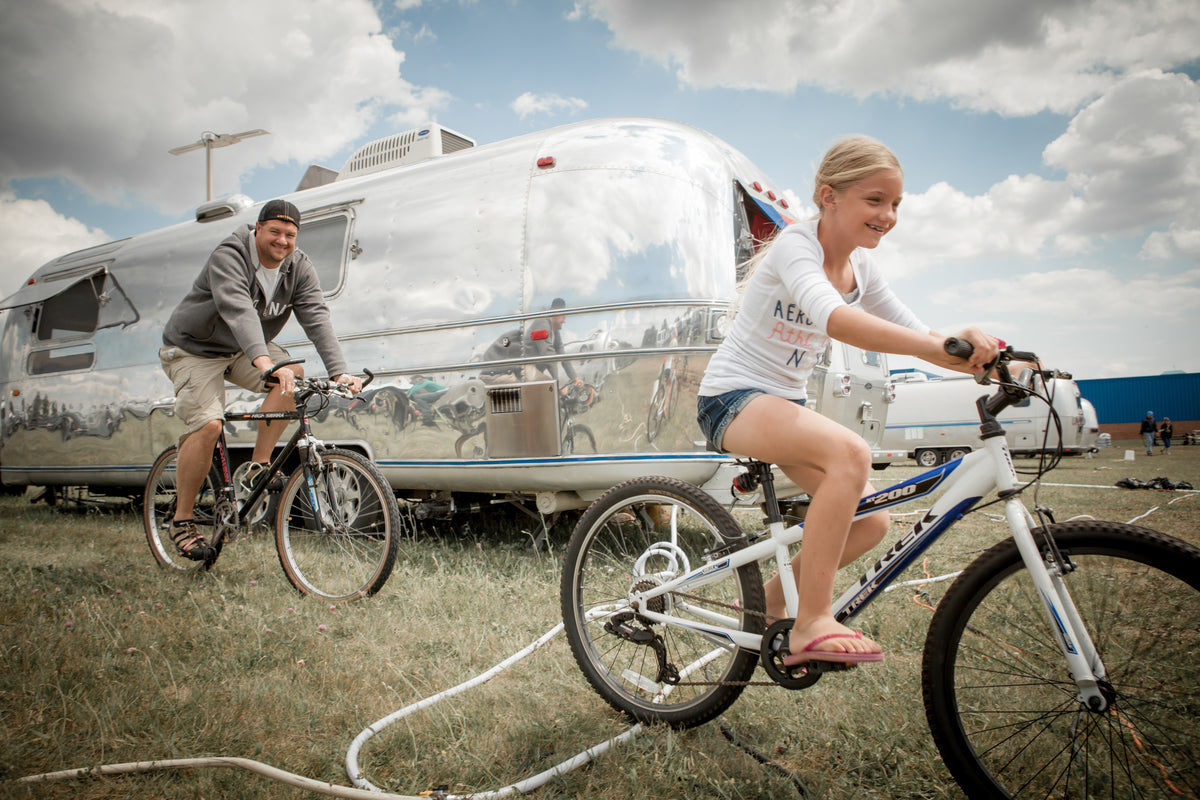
top-left (803, 660), bottom-right (857, 675)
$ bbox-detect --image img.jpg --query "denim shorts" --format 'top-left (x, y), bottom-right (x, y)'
top-left (697, 389), bottom-right (805, 453)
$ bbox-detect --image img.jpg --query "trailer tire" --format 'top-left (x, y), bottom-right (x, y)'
top-left (915, 448), bottom-right (941, 468)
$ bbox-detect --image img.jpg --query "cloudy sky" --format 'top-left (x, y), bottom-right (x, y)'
top-left (1, 0), bottom-right (1197, 379)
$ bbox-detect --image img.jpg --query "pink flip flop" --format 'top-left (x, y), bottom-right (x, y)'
top-left (781, 631), bottom-right (884, 667)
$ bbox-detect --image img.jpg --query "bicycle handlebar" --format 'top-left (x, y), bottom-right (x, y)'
top-left (264, 360), bottom-right (374, 400)
top-left (295, 368), bottom-right (374, 400)
top-left (943, 338), bottom-right (1040, 384)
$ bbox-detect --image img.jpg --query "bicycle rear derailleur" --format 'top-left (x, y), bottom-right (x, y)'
top-left (604, 611), bottom-right (680, 686)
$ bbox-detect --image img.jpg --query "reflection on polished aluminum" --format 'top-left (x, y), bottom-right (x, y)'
top-left (0, 117), bottom-right (897, 515)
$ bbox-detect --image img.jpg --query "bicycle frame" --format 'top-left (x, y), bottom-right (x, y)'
top-left (623, 428), bottom-right (1111, 708)
top-left (214, 407), bottom-right (313, 527)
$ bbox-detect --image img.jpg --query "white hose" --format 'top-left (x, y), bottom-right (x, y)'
top-left (19, 620), bottom-right (643, 798)
top-left (346, 621), bottom-right (644, 798)
top-left (18, 757), bottom-right (423, 798)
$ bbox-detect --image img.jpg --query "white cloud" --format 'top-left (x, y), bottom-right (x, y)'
top-left (1043, 70), bottom-right (1200, 238)
top-left (510, 91), bottom-right (589, 120)
top-left (0, 191), bottom-right (109, 299)
top-left (576, 0), bottom-right (1200, 116)
top-left (861, 70), bottom-right (1200, 282)
top-left (919, 267), bottom-right (1200, 377)
top-left (0, 0), bottom-right (449, 214)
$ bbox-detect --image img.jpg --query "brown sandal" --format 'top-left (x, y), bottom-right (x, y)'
top-left (170, 519), bottom-right (211, 561)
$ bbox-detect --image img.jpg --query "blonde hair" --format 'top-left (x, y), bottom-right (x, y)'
top-left (726, 135), bottom-right (902, 322)
top-left (812, 135), bottom-right (903, 212)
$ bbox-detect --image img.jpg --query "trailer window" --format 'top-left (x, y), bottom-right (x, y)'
top-left (32, 271), bottom-right (137, 342)
top-left (35, 276), bottom-right (99, 340)
top-left (28, 343), bottom-right (95, 374)
top-left (299, 214), bottom-right (350, 295)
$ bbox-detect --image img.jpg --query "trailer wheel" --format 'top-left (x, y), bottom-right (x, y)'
top-left (947, 448), bottom-right (970, 461)
top-left (915, 448), bottom-right (941, 468)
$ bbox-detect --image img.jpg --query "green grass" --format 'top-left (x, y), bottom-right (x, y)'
top-left (1, 440), bottom-right (1198, 799)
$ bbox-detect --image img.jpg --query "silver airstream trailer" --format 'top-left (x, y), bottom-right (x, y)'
top-left (0, 118), bottom-right (898, 517)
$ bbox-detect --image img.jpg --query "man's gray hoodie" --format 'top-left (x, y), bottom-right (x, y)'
top-left (163, 225), bottom-right (349, 378)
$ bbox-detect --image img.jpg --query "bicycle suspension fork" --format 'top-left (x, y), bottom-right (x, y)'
top-left (984, 434), bottom-right (1110, 711)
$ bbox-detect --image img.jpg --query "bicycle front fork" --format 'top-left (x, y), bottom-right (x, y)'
top-left (1008, 499), bottom-right (1110, 711)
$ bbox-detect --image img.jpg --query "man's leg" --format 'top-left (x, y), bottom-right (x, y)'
top-left (224, 344), bottom-right (303, 465)
top-left (251, 363), bottom-right (304, 464)
top-left (174, 420), bottom-right (222, 521)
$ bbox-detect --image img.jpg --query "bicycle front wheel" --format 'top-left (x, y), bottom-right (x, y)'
top-left (923, 521), bottom-right (1200, 798)
top-left (560, 476), bottom-right (764, 729)
top-left (143, 445), bottom-right (223, 573)
top-left (275, 449), bottom-right (401, 602)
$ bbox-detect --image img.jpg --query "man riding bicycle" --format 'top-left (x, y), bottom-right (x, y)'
top-left (158, 199), bottom-right (362, 561)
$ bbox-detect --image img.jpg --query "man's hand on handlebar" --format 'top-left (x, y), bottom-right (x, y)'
top-left (255, 356), bottom-right (299, 396)
top-left (333, 373), bottom-right (364, 394)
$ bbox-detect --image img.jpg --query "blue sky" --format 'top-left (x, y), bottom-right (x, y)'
top-left (1, 0), bottom-right (1198, 379)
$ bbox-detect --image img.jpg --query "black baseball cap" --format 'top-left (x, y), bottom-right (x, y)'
top-left (258, 199), bottom-right (301, 228)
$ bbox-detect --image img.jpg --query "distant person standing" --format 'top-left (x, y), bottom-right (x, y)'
top-left (1160, 417), bottom-right (1174, 455)
top-left (1139, 412), bottom-right (1157, 456)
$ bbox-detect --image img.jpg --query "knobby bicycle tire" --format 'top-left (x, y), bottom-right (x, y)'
top-left (143, 445), bottom-right (225, 573)
top-left (560, 476), bottom-right (764, 728)
top-left (922, 520), bottom-right (1200, 799)
top-left (275, 449), bottom-right (401, 602)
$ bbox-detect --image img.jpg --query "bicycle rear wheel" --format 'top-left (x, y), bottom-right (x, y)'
top-left (143, 445), bottom-right (223, 573)
top-left (923, 521), bottom-right (1200, 798)
top-left (645, 382), bottom-right (666, 442)
top-left (275, 448), bottom-right (401, 602)
top-left (560, 476), bottom-right (764, 728)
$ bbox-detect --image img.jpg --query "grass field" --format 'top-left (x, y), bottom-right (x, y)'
top-left (2, 441), bottom-right (1198, 799)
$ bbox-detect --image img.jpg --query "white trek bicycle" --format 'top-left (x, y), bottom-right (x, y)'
top-left (560, 340), bottom-right (1200, 799)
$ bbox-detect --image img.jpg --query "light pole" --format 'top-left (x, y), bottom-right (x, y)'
top-left (169, 129), bottom-right (269, 201)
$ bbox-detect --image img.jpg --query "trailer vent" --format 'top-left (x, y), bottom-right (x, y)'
top-left (488, 387), bottom-right (523, 414)
top-left (337, 124), bottom-right (475, 181)
top-left (484, 381), bottom-right (560, 458)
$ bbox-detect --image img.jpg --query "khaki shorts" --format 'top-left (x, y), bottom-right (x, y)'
top-left (159, 342), bottom-right (290, 438)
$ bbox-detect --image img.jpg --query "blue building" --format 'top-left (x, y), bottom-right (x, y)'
top-left (1076, 373), bottom-right (1199, 438)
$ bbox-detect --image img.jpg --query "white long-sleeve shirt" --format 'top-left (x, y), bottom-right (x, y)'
top-left (699, 219), bottom-right (928, 400)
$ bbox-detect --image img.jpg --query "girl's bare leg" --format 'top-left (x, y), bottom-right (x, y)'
top-left (721, 396), bottom-right (883, 657)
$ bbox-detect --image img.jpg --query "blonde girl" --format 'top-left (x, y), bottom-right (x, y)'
top-left (696, 136), bottom-right (998, 665)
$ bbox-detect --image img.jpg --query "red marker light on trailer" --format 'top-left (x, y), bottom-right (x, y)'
top-left (752, 181), bottom-right (763, 192)
top-left (537, 156), bottom-right (555, 168)
top-left (530, 329), bottom-right (550, 341)
top-left (767, 191), bottom-right (776, 201)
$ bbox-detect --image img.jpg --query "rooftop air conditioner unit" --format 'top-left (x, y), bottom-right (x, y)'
top-left (337, 124), bottom-right (475, 181)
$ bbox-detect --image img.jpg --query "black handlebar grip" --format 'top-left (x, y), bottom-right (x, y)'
top-left (944, 337), bottom-right (975, 359)
top-left (262, 358), bottom-right (306, 386)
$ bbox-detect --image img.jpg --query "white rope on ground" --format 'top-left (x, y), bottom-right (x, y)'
top-left (19, 621), bottom-right (644, 798)
top-left (17, 757), bottom-right (423, 798)
top-left (883, 571), bottom-right (962, 592)
top-left (1043, 482), bottom-right (1200, 493)
top-left (346, 621), bottom-right (642, 798)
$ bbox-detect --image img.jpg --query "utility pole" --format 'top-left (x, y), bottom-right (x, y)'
top-left (169, 129), bottom-right (269, 201)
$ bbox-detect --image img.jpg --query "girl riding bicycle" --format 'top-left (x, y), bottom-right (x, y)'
top-left (697, 136), bottom-right (998, 666)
